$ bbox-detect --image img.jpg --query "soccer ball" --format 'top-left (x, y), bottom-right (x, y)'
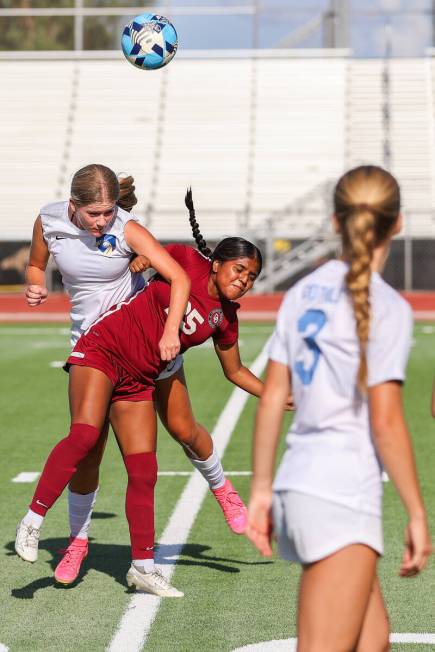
top-left (121, 13), bottom-right (178, 71)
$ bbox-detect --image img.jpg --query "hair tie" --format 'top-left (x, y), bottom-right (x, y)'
top-left (354, 202), bottom-right (373, 213)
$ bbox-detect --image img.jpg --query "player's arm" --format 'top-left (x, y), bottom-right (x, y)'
top-left (246, 360), bottom-right (291, 556)
top-left (214, 340), bottom-right (294, 409)
top-left (124, 220), bottom-right (191, 361)
top-left (369, 381), bottom-right (432, 576)
top-left (25, 216), bottom-right (49, 307)
top-left (214, 340), bottom-right (263, 396)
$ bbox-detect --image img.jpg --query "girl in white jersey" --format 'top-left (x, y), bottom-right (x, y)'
top-left (22, 164), bottom-right (252, 593)
top-left (246, 166), bottom-right (432, 651)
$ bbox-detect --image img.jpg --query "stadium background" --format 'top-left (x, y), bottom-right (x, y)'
top-left (0, 2), bottom-right (434, 652)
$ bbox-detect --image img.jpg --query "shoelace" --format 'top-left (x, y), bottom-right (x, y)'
top-left (224, 491), bottom-right (244, 513)
top-left (143, 569), bottom-right (171, 589)
top-left (21, 526), bottom-right (39, 548)
top-left (57, 545), bottom-right (85, 565)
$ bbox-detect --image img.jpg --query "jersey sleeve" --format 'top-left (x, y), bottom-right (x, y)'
top-left (115, 207), bottom-right (141, 255)
top-left (367, 295), bottom-right (413, 387)
top-left (213, 303), bottom-right (239, 346)
top-left (164, 244), bottom-right (197, 268)
top-left (268, 290), bottom-right (292, 366)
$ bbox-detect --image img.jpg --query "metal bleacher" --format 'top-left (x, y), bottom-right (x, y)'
top-left (1, 53), bottom-right (435, 249)
top-left (0, 53), bottom-right (346, 242)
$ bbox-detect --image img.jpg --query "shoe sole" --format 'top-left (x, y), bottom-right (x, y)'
top-left (15, 549), bottom-right (37, 563)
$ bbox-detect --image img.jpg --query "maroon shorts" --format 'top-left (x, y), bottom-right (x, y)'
top-left (66, 342), bottom-right (153, 403)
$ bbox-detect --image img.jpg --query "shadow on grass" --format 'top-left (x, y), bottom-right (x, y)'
top-left (6, 539), bottom-right (272, 599)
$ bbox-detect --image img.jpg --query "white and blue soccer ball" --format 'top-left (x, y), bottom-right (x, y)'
top-left (121, 13), bottom-right (178, 71)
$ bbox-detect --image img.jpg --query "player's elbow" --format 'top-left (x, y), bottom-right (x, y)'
top-left (370, 413), bottom-right (399, 442)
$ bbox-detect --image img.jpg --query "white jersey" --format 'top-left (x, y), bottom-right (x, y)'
top-left (40, 201), bottom-right (145, 345)
top-left (269, 260), bottom-right (413, 517)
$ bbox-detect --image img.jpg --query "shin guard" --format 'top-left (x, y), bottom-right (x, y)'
top-left (30, 423), bottom-right (100, 516)
top-left (123, 452), bottom-right (157, 559)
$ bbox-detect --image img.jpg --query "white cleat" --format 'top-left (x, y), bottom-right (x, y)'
top-left (126, 564), bottom-right (184, 598)
top-left (15, 520), bottom-right (40, 562)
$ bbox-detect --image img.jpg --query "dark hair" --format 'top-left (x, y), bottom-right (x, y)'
top-left (184, 188), bottom-right (263, 273)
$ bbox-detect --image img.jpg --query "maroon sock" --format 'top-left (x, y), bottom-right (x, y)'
top-left (30, 423), bottom-right (100, 516)
top-left (123, 452), bottom-right (157, 559)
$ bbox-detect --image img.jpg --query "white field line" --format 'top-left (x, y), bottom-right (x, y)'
top-left (0, 644), bottom-right (9, 651)
top-left (0, 327), bottom-right (69, 335)
top-left (233, 633), bottom-right (435, 651)
top-left (107, 342), bottom-right (270, 652)
top-left (10, 471), bottom-right (251, 482)
top-left (11, 472), bottom-right (41, 483)
top-left (157, 471), bottom-right (252, 477)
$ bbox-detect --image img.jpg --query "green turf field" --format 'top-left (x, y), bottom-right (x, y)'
top-left (0, 322), bottom-right (434, 652)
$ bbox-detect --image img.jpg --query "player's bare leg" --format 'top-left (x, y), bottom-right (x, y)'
top-left (296, 544), bottom-right (378, 652)
top-left (16, 366), bottom-right (112, 565)
top-left (355, 576), bottom-right (390, 652)
top-left (155, 367), bottom-right (247, 534)
top-left (110, 400), bottom-right (183, 597)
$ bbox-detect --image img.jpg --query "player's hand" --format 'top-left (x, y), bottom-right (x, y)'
top-left (25, 284), bottom-right (48, 307)
top-left (399, 516), bottom-right (432, 577)
top-left (246, 490), bottom-right (274, 557)
top-left (284, 394), bottom-right (294, 411)
top-left (158, 330), bottom-right (181, 361)
top-left (129, 254), bottom-right (151, 273)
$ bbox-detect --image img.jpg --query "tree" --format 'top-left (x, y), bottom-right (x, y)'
top-left (0, 0), bottom-right (154, 51)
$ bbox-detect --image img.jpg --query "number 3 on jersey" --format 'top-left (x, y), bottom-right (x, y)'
top-left (295, 309), bottom-right (327, 385)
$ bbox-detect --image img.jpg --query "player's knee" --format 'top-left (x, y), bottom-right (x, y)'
top-left (167, 419), bottom-right (197, 447)
top-left (357, 634), bottom-right (390, 652)
top-left (68, 423), bottom-right (101, 455)
top-left (124, 451), bottom-right (157, 489)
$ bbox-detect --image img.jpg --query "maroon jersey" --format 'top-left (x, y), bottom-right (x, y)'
top-left (70, 245), bottom-right (239, 389)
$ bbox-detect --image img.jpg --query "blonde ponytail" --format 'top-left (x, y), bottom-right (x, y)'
top-left (334, 166), bottom-right (401, 396)
top-left (117, 175), bottom-right (137, 213)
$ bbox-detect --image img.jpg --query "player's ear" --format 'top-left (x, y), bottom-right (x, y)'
top-left (392, 213), bottom-right (403, 235)
top-left (331, 214), bottom-right (341, 234)
top-left (69, 199), bottom-right (77, 215)
top-left (212, 260), bottom-right (220, 274)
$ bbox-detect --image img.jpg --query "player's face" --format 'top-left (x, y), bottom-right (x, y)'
top-left (212, 256), bottom-right (260, 300)
top-left (70, 201), bottom-right (116, 236)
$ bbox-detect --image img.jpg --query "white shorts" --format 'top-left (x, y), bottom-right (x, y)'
top-left (155, 354), bottom-right (184, 381)
top-left (272, 490), bottom-right (383, 564)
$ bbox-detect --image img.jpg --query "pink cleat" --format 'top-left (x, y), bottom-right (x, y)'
top-left (54, 537), bottom-right (88, 585)
top-left (212, 479), bottom-right (248, 534)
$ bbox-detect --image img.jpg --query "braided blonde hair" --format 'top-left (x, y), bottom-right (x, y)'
top-left (334, 165), bottom-right (400, 394)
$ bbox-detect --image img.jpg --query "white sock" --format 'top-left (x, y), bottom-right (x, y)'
top-left (189, 445), bottom-right (225, 490)
top-left (23, 509), bottom-right (44, 530)
top-left (133, 559), bottom-right (155, 573)
top-left (68, 487), bottom-right (98, 540)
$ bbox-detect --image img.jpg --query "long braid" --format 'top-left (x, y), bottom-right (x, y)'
top-left (344, 208), bottom-right (375, 394)
top-left (185, 188), bottom-right (213, 259)
top-left (334, 165), bottom-right (401, 396)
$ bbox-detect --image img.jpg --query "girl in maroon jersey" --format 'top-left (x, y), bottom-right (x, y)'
top-left (16, 197), bottom-right (277, 597)
top-left (25, 173), bottom-right (260, 589)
